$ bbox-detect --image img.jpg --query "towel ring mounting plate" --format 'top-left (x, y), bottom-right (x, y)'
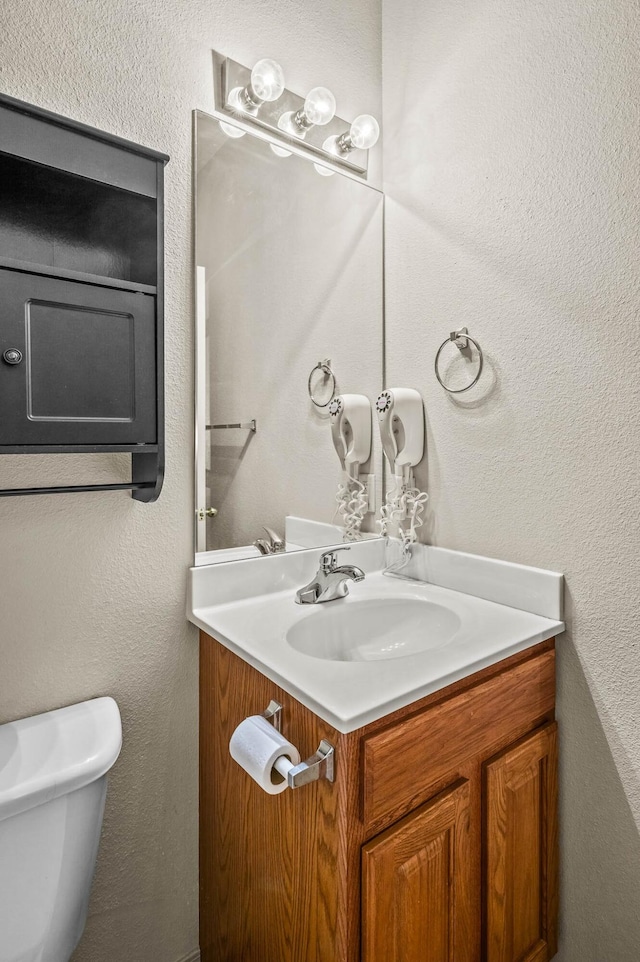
top-left (435, 328), bottom-right (484, 394)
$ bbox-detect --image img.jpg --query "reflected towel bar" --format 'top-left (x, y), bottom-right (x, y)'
top-left (206, 420), bottom-right (257, 432)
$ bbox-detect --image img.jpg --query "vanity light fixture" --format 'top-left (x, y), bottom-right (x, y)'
top-left (228, 58), bottom-right (286, 114)
top-left (324, 114), bottom-right (380, 155)
top-left (213, 52), bottom-right (380, 178)
top-left (278, 87), bottom-right (337, 139)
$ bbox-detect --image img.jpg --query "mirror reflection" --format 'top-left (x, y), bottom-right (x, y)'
top-left (194, 110), bottom-right (384, 563)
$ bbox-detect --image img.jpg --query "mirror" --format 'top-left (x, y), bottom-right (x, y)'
top-left (194, 110), bottom-right (384, 564)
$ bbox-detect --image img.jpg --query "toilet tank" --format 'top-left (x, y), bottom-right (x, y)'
top-left (0, 698), bottom-right (122, 962)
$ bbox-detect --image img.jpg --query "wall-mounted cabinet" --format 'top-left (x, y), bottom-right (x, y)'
top-left (0, 93), bottom-right (168, 500)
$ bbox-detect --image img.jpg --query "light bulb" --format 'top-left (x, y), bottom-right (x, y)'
top-left (219, 120), bottom-right (246, 139)
top-left (349, 114), bottom-right (380, 149)
top-left (313, 162), bottom-right (335, 177)
top-left (228, 58), bottom-right (285, 114)
top-left (302, 87), bottom-right (336, 127)
top-left (280, 86), bottom-right (337, 138)
top-left (270, 143), bottom-right (292, 158)
top-left (333, 114), bottom-right (380, 153)
top-left (249, 58), bottom-right (285, 103)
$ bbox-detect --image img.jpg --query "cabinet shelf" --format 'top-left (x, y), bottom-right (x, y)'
top-left (1, 444), bottom-right (159, 455)
top-left (0, 151), bottom-right (158, 288)
top-left (0, 256), bottom-right (157, 296)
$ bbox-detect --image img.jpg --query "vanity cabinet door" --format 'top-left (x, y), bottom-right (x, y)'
top-left (362, 779), bottom-right (473, 962)
top-left (484, 723), bottom-right (558, 962)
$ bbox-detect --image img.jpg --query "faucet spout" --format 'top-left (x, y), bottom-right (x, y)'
top-left (332, 564), bottom-right (365, 582)
top-left (295, 548), bottom-right (365, 605)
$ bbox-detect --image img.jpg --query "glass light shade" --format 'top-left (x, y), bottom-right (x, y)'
top-left (219, 120), bottom-right (246, 139)
top-left (349, 114), bottom-right (380, 150)
top-left (303, 87), bottom-right (336, 126)
top-left (277, 111), bottom-right (304, 138)
top-left (313, 162), bottom-right (335, 177)
top-left (270, 143), bottom-right (292, 157)
top-left (250, 59), bottom-right (285, 103)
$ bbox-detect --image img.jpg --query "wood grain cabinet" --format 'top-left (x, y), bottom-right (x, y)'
top-left (362, 780), bottom-right (473, 962)
top-left (484, 725), bottom-right (559, 962)
top-left (200, 633), bottom-right (559, 962)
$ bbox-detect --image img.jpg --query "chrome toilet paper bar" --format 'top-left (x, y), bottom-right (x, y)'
top-left (286, 739), bottom-right (334, 788)
top-left (262, 699), bottom-right (283, 732)
top-left (262, 700), bottom-right (335, 788)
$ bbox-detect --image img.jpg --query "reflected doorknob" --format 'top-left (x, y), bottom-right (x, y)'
top-left (198, 507), bottom-right (218, 520)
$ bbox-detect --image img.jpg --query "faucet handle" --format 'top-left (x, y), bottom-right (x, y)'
top-left (320, 546), bottom-right (351, 572)
top-left (262, 526), bottom-right (285, 552)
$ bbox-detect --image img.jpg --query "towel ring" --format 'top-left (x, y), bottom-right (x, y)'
top-left (434, 329), bottom-right (484, 394)
top-left (307, 359), bottom-right (336, 408)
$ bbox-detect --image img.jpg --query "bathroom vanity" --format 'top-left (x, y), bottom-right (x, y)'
top-left (191, 74), bottom-right (563, 962)
top-left (200, 632), bottom-right (557, 962)
top-left (192, 540), bottom-right (563, 962)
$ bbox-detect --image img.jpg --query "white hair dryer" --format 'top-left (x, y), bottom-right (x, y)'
top-left (329, 394), bottom-right (372, 541)
top-left (375, 388), bottom-right (424, 485)
top-left (330, 394), bottom-right (372, 478)
top-left (375, 388), bottom-right (427, 571)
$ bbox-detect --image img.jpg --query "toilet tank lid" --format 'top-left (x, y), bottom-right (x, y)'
top-left (0, 697), bottom-right (122, 822)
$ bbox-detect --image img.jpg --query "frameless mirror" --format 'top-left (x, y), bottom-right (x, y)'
top-left (194, 110), bottom-right (384, 564)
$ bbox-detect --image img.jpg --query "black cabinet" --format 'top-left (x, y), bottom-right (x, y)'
top-left (0, 93), bottom-right (168, 501)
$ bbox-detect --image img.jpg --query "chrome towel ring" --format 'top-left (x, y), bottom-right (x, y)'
top-left (307, 358), bottom-right (337, 408)
top-left (434, 328), bottom-right (484, 394)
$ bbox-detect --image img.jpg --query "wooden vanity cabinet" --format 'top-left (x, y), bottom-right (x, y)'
top-left (200, 633), bottom-right (558, 962)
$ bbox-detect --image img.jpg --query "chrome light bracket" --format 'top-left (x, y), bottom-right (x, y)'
top-left (212, 52), bottom-right (370, 178)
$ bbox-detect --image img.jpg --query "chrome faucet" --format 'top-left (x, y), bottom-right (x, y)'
top-left (295, 547), bottom-right (365, 605)
top-left (254, 526), bottom-right (286, 555)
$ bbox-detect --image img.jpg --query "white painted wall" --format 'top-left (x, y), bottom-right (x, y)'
top-left (0, 2), bottom-right (381, 961)
top-left (381, 0), bottom-right (640, 957)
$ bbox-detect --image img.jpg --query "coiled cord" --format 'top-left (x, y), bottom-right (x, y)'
top-left (377, 473), bottom-right (428, 573)
top-left (334, 474), bottom-right (368, 542)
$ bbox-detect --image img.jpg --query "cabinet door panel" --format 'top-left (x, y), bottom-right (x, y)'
top-left (362, 780), bottom-right (473, 962)
top-left (484, 723), bottom-right (558, 962)
top-left (0, 268), bottom-right (156, 445)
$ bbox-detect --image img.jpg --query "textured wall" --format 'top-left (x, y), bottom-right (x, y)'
top-left (381, 0), bottom-right (640, 957)
top-left (0, 2), bottom-right (381, 961)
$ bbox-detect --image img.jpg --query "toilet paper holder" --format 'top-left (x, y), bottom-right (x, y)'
top-left (262, 699), bottom-right (283, 732)
top-left (262, 700), bottom-right (335, 788)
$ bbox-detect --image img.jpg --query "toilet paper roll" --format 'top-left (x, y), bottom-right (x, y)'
top-left (229, 715), bottom-right (301, 795)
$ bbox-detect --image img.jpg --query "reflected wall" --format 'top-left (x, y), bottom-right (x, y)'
top-left (195, 111), bottom-right (383, 560)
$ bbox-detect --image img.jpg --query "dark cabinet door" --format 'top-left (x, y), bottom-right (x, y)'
top-left (0, 268), bottom-right (156, 446)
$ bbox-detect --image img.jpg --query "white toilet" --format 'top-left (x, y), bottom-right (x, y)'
top-left (0, 697), bottom-right (122, 962)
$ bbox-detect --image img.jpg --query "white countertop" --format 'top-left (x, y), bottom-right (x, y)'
top-left (188, 541), bottom-right (564, 733)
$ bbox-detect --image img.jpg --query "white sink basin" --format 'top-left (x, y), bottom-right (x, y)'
top-left (188, 540), bottom-right (564, 732)
top-left (287, 597), bottom-right (461, 661)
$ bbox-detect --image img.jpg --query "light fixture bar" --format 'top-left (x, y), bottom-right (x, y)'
top-left (212, 52), bottom-right (372, 178)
